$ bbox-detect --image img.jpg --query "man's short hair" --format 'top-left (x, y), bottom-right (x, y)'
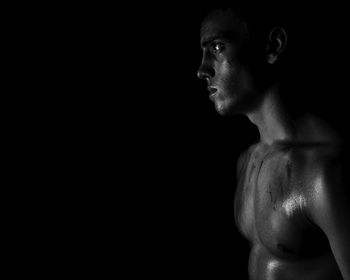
top-left (199, 0), bottom-right (293, 38)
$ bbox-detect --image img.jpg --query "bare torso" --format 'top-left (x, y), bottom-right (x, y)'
top-left (234, 141), bottom-right (343, 280)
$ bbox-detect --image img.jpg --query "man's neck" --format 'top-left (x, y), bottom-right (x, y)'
top-left (246, 85), bottom-right (296, 146)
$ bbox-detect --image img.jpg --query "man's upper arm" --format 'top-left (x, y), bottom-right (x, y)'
top-left (307, 159), bottom-right (350, 279)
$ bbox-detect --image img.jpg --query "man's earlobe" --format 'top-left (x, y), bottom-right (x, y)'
top-left (266, 27), bottom-right (287, 64)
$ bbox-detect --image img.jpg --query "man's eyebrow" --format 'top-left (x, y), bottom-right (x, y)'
top-left (200, 36), bottom-right (220, 48)
top-left (200, 33), bottom-right (235, 48)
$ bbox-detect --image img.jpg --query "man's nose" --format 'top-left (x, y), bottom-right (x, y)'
top-left (197, 61), bottom-right (214, 80)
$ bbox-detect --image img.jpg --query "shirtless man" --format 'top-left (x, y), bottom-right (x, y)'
top-left (197, 1), bottom-right (350, 279)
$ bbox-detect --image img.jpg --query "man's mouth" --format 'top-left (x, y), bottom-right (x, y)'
top-left (207, 86), bottom-right (218, 94)
top-left (208, 86), bottom-right (218, 101)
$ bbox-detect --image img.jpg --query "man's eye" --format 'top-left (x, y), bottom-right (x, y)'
top-left (211, 42), bottom-right (225, 54)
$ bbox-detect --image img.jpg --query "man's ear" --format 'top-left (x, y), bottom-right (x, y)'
top-left (266, 27), bottom-right (287, 64)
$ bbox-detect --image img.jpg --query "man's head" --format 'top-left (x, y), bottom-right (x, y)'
top-left (197, 0), bottom-right (289, 115)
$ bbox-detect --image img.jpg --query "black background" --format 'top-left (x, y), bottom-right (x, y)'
top-left (80, 3), bottom-right (256, 278)
top-left (18, 1), bottom-right (350, 278)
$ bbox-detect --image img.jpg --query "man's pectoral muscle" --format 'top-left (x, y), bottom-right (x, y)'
top-left (234, 144), bottom-right (348, 279)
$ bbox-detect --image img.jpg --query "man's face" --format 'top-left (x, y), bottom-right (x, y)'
top-left (198, 8), bottom-right (263, 115)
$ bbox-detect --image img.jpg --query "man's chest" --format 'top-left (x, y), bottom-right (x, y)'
top-left (234, 148), bottom-right (326, 258)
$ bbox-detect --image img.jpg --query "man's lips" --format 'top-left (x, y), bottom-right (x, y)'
top-left (207, 86), bottom-right (218, 94)
top-left (208, 86), bottom-right (218, 101)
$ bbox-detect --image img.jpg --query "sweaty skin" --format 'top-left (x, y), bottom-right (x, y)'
top-left (234, 128), bottom-right (344, 279)
top-left (198, 8), bottom-right (350, 280)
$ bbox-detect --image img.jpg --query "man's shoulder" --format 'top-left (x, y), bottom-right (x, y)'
top-left (259, 140), bottom-right (342, 190)
top-left (236, 142), bottom-right (260, 172)
top-left (237, 140), bottom-right (342, 180)
top-left (273, 140), bottom-right (341, 167)
top-left (293, 141), bottom-right (342, 174)
top-left (291, 141), bottom-right (346, 210)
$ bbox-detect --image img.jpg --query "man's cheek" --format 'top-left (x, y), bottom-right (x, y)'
top-left (220, 65), bottom-right (236, 85)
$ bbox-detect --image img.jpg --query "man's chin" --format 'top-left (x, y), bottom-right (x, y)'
top-left (214, 101), bottom-right (233, 116)
top-left (215, 103), bottom-right (230, 116)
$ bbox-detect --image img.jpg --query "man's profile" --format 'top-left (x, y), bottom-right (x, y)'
top-left (197, 0), bottom-right (350, 279)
